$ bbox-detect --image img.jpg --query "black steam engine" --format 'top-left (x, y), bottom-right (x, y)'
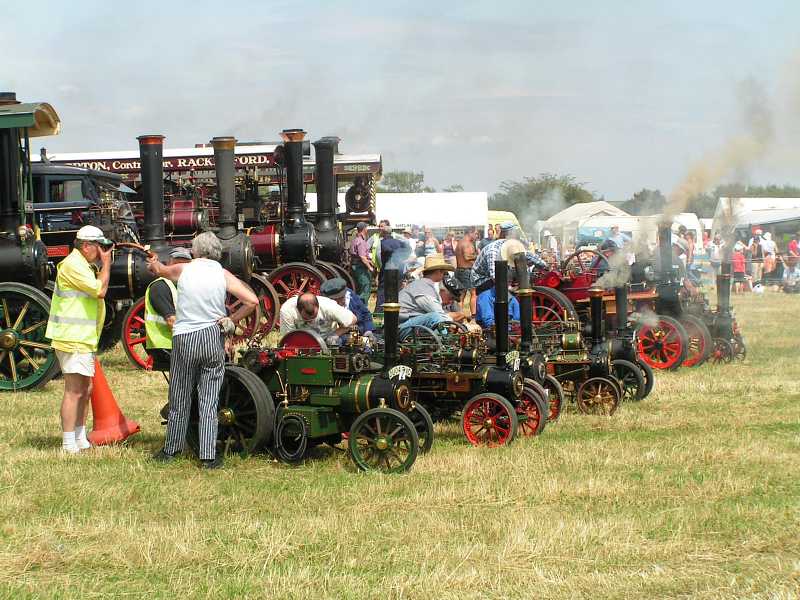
top-left (0, 93), bottom-right (62, 390)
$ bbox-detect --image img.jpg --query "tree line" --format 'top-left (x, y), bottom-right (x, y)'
top-left (377, 170), bottom-right (800, 220)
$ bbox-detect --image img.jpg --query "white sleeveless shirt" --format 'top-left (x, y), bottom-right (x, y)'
top-left (173, 258), bottom-right (227, 336)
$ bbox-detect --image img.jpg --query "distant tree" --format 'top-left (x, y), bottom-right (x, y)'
top-left (490, 173), bottom-right (596, 220)
top-left (378, 171), bottom-right (435, 193)
top-left (621, 189), bottom-right (666, 215)
top-left (442, 184), bottom-right (464, 192)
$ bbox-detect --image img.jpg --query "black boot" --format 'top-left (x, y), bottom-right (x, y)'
top-left (200, 455), bottom-right (223, 470)
top-left (152, 448), bottom-right (177, 463)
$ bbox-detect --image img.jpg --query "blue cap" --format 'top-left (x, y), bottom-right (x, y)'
top-left (499, 222), bottom-right (516, 231)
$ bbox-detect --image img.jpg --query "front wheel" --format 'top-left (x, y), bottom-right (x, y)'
top-left (542, 374), bottom-right (564, 422)
top-left (636, 359), bottom-right (655, 399)
top-left (636, 315), bottom-right (688, 371)
top-left (348, 408), bottom-right (419, 473)
top-left (576, 377), bottom-right (621, 416)
top-left (611, 359), bottom-right (645, 402)
top-left (461, 393), bottom-right (519, 447)
top-left (517, 380), bottom-right (548, 437)
top-left (407, 404), bottom-right (435, 454)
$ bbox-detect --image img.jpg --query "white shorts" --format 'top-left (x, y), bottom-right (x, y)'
top-left (55, 351), bottom-right (95, 377)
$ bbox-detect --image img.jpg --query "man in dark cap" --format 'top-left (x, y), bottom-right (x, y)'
top-left (320, 277), bottom-right (374, 338)
top-left (348, 222), bottom-right (373, 305)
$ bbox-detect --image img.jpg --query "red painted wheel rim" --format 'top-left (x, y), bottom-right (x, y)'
top-left (637, 319), bottom-right (684, 370)
top-left (681, 321), bottom-right (706, 368)
top-left (531, 291), bottom-right (569, 325)
top-left (517, 391), bottom-right (542, 437)
top-left (123, 298), bottom-right (152, 370)
top-left (462, 396), bottom-right (514, 447)
top-left (269, 266), bottom-right (324, 304)
top-left (225, 291), bottom-right (259, 345)
top-left (545, 386), bottom-right (561, 422)
top-left (280, 330), bottom-right (325, 352)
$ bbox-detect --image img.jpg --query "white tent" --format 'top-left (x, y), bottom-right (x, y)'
top-left (375, 192), bottom-right (488, 230)
top-left (542, 201), bottom-right (629, 247)
top-left (713, 197), bottom-right (800, 234)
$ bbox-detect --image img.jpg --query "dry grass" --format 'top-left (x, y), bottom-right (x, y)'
top-left (1, 293), bottom-right (799, 599)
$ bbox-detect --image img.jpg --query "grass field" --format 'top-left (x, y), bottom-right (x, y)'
top-left (1, 293), bottom-right (799, 599)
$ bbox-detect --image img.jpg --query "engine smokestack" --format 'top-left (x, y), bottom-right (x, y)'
top-left (513, 252), bottom-right (533, 354)
top-left (211, 136), bottom-right (237, 239)
top-left (382, 269), bottom-right (400, 372)
top-left (494, 260), bottom-right (509, 361)
top-left (717, 260), bottom-right (732, 314)
top-left (137, 135), bottom-right (168, 253)
top-left (589, 286), bottom-right (605, 345)
top-left (281, 129), bottom-right (306, 227)
top-left (312, 136), bottom-right (344, 262)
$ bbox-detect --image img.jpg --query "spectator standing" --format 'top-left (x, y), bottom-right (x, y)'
top-left (708, 233), bottom-right (725, 275)
top-left (46, 225), bottom-right (113, 454)
top-left (349, 222), bottom-right (374, 305)
top-left (478, 225), bottom-right (495, 250)
top-left (423, 227), bottom-right (441, 257)
top-left (150, 232), bottom-right (258, 469)
top-left (761, 232), bottom-right (777, 283)
top-left (442, 231), bottom-right (457, 267)
top-left (455, 227), bottom-right (478, 312)
top-left (732, 242), bottom-right (748, 293)
top-left (748, 229), bottom-right (765, 285)
top-left (788, 233), bottom-right (799, 259)
top-left (376, 225), bottom-right (408, 311)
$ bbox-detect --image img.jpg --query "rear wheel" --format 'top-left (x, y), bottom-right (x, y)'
top-left (636, 359), bottom-right (655, 399)
top-left (636, 315), bottom-right (688, 371)
top-left (461, 393), bottom-right (519, 447)
top-left (517, 380), bottom-right (548, 437)
top-left (267, 262), bottom-right (327, 306)
top-left (407, 403), bottom-right (435, 453)
top-left (121, 298), bottom-right (152, 370)
top-left (542, 374), bottom-right (564, 422)
top-left (710, 338), bottom-right (734, 364)
top-left (611, 359), bottom-right (645, 402)
top-left (679, 314), bottom-right (712, 367)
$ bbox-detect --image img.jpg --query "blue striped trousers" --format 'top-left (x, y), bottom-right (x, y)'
top-left (164, 325), bottom-right (225, 460)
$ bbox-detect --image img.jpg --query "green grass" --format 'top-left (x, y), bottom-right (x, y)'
top-left (1, 293), bottom-right (799, 599)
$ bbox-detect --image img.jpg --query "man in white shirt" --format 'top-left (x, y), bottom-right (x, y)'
top-left (279, 292), bottom-right (357, 343)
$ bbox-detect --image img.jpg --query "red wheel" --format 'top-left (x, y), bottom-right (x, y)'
top-left (561, 248), bottom-right (609, 279)
top-left (226, 282), bottom-right (262, 345)
top-left (710, 338), bottom-right (734, 364)
top-left (121, 298), bottom-right (152, 370)
top-left (679, 315), bottom-right (712, 367)
top-left (250, 273), bottom-right (281, 334)
top-left (636, 315), bottom-right (688, 371)
top-left (542, 374), bottom-right (564, 422)
top-left (461, 393), bottom-right (518, 447)
top-left (267, 262), bottom-right (327, 305)
top-left (531, 286), bottom-right (578, 325)
top-left (517, 379), bottom-right (548, 437)
top-left (278, 330), bottom-right (329, 353)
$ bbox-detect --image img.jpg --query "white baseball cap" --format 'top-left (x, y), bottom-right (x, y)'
top-left (75, 225), bottom-right (113, 245)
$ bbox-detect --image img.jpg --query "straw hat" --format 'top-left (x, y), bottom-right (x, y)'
top-left (500, 239), bottom-right (527, 266)
top-left (422, 254), bottom-right (455, 274)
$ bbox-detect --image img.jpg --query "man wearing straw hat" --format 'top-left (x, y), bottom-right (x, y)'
top-left (398, 254), bottom-right (466, 334)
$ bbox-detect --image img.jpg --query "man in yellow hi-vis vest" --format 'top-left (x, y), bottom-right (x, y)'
top-left (144, 247), bottom-right (192, 369)
top-left (45, 225), bottom-right (113, 454)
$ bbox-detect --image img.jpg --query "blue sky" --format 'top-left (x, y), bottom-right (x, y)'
top-left (3, 0), bottom-right (799, 200)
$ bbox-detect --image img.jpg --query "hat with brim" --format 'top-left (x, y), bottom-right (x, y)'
top-left (498, 222), bottom-right (516, 232)
top-left (422, 254), bottom-right (455, 274)
top-left (75, 225), bottom-right (113, 246)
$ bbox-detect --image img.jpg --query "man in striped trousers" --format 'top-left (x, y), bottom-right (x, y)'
top-left (148, 233), bottom-right (258, 469)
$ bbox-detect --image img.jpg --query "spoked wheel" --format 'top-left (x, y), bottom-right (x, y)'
top-left (226, 283), bottom-right (262, 346)
top-left (398, 325), bottom-right (443, 353)
top-left (186, 365), bottom-right (275, 458)
top-left (561, 248), bottom-right (610, 279)
top-left (576, 377), bottom-right (621, 415)
top-left (636, 315), bottom-right (688, 371)
top-left (407, 403), bottom-right (435, 453)
top-left (531, 286), bottom-right (578, 325)
top-left (542, 374), bottom-right (564, 422)
top-left (278, 329), bottom-right (329, 353)
top-left (636, 359), bottom-right (655, 399)
top-left (273, 411), bottom-right (310, 464)
top-left (267, 262), bottom-right (327, 305)
top-left (121, 298), bottom-right (152, 370)
top-left (348, 407), bottom-right (419, 473)
top-left (328, 262), bottom-right (357, 292)
top-left (517, 379), bottom-right (548, 437)
top-left (611, 359), bottom-right (645, 402)
top-left (710, 338), bottom-right (734, 364)
top-left (249, 273), bottom-right (281, 335)
top-left (0, 283), bottom-right (60, 391)
top-left (461, 393), bottom-right (519, 447)
top-left (679, 314), bottom-right (713, 368)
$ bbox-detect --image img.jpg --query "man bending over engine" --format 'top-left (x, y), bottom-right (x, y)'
top-left (398, 255), bottom-right (466, 334)
top-left (279, 292), bottom-right (357, 346)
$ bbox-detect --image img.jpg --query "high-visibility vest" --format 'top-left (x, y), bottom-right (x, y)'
top-left (368, 233), bottom-right (382, 269)
top-left (45, 250), bottom-right (103, 350)
top-left (144, 277), bottom-right (177, 350)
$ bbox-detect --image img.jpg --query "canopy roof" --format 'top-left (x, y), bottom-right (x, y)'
top-left (376, 192), bottom-right (488, 228)
top-left (0, 102), bottom-right (61, 137)
top-left (544, 200), bottom-right (628, 227)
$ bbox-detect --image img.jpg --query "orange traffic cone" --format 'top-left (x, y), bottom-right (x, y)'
top-left (88, 359), bottom-right (141, 445)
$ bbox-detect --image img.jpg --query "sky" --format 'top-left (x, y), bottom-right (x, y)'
top-left (3, 0), bottom-right (799, 201)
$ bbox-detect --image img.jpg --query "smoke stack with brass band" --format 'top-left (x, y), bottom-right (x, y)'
top-left (494, 260), bottom-right (509, 363)
top-left (137, 135), bottom-right (168, 254)
top-left (279, 128), bottom-right (317, 263)
top-left (210, 136), bottom-right (253, 281)
top-left (513, 252), bottom-right (533, 355)
top-left (382, 269), bottom-right (400, 373)
top-left (312, 136), bottom-right (344, 262)
top-left (588, 286), bottom-right (605, 345)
